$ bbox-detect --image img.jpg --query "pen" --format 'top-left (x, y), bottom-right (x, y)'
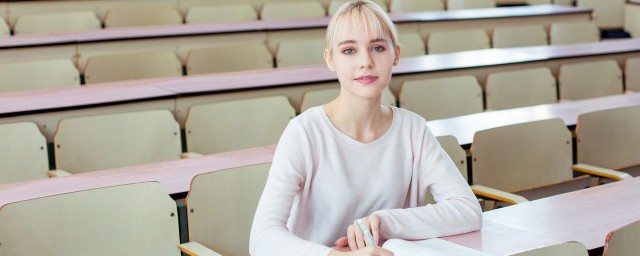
top-left (355, 218), bottom-right (377, 247)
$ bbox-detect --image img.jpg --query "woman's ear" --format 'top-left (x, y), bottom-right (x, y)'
top-left (324, 48), bottom-right (335, 71)
top-left (393, 44), bottom-right (400, 66)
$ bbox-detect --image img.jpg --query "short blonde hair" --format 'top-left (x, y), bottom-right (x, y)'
top-left (326, 0), bottom-right (398, 55)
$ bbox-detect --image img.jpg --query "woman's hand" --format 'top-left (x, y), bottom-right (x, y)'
top-left (334, 215), bottom-right (382, 250)
top-left (329, 246), bottom-right (393, 256)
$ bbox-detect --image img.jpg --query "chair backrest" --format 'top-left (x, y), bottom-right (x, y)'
top-left (472, 118), bottom-right (573, 192)
top-left (446, 0), bottom-right (496, 10)
top-left (261, 1), bottom-right (325, 20)
top-left (0, 182), bottom-right (181, 256)
top-left (0, 122), bottom-right (49, 184)
top-left (300, 87), bottom-right (396, 112)
top-left (425, 135), bottom-right (468, 205)
top-left (558, 60), bottom-right (623, 101)
top-left (485, 67), bottom-right (557, 110)
top-left (186, 163), bottom-right (270, 256)
top-left (186, 43), bottom-right (273, 75)
top-left (625, 4), bottom-right (640, 38)
top-left (526, 0), bottom-right (552, 5)
top-left (398, 32), bottom-right (426, 58)
top-left (0, 58), bottom-right (79, 93)
top-left (399, 75), bottom-right (483, 120)
top-left (604, 220), bottom-right (640, 256)
top-left (276, 38), bottom-right (326, 68)
top-left (329, 0), bottom-right (388, 15)
top-left (577, 0), bottom-right (625, 29)
top-left (492, 25), bottom-right (548, 48)
top-left (54, 110), bottom-right (182, 174)
top-left (510, 241), bottom-right (588, 256)
top-left (428, 29), bottom-right (490, 54)
top-left (550, 22), bottom-right (600, 45)
top-left (104, 6), bottom-right (183, 28)
top-left (185, 96), bottom-right (295, 154)
top-left (390, 0), bottom-right (444, 13)
top-left (84, 50), bottom-right (183, 84)
top-left (185, 4), bottom-right (257, 24)
top-left (13, 11), bottom-right (101, 35)
top-left (552, 0), bottom-right (574, 5)
top-left (626, 57), bottom-right (640, 92)
top-left (0, 17), bottom-right (9, 37)
top-left (576, 105), bottom-right (640, 170)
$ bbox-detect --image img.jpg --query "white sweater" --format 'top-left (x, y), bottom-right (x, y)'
top-left (249, 106), bottom-right (482, 256)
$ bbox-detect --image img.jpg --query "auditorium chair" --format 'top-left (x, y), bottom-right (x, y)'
top-left (492, 25), bottom-right (548, 48)
top-left (185, 4), bottom-right (258, 24)
top-left (13, 11), bottom-right (101, 35)
top-left (550, 22), bottom-right (600, 45)
top-left (186, 42), bottom-right (273, 75)
top-left (389, 0), bottom-right (444, 13)
top-left (83, 50), bottom-right (183, 84)
top-left (485, 67), bottom-right (557, 110)
top-left (603, 220), bottom-right (640, 256)
top-left (427, 29), bottom-right (490, 54)
top-left (276, 38), bottom-right (326, 67)
top-left (446, 0), bottom-right (496, 10)
top-left (0, 122), bottom-right (49, 185)
top-left (558, 60), bottom-right (623, 101)
top-left (0, 59), bottom-right (80, 93)
top-left (261, 1), bottom-right (326, 20)
top-left (104, 6), bottom-right (183, 28)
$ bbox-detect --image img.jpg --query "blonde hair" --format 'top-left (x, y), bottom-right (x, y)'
top-left (326, 0), bottom-right (398, 56)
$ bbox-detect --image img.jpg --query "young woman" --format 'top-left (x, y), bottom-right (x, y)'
top-left (250, 1), bottom-right (482, 255)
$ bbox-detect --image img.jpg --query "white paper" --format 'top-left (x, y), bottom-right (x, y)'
top-left (382, 238), bottom-right (491, 256)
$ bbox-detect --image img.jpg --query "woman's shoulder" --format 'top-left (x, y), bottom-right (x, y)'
top-left (391, 106), bottom-right (429, 127)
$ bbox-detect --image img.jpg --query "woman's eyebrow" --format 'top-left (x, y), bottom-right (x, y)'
top-left (337, 38), bottom-right (387, 46)
top-left (337, 40), bottom-right (357, 46)
top-left (369, 38), bottom-right (386, 43)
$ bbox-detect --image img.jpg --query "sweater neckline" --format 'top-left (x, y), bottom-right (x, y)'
top-left (318, 105), bottom-right (399, 149)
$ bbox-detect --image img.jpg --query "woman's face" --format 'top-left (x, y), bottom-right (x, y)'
top-left (325, 24), bottom-right (400, 101)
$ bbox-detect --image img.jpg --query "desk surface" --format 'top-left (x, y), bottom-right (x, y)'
top-left (0, 5), bottom-right (589, 49)
top-left (445, 177), bottom-right (640, 255)
top-left (427, 92), bottom-right (640, 146)
top-left (0, 146), bottom-right (275, 208)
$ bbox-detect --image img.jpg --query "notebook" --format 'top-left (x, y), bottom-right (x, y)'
top-left (382, 238), bottom-right (491, 256)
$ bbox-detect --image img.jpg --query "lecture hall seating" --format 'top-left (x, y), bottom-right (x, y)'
top-left (13, 11), bottom-right (101, 35)
top-left (184, 3), bottom-right (258, 24)
top-left (603, 220), bottom-right (640, 256)
top-left (0, 122), bottom-right (49, 185)
top-left (0, 58), bottom-right (80, 93)
top-left (558, 60), bottom-right (623, 101)
top-left (484, 67), bottom-right (557, 110)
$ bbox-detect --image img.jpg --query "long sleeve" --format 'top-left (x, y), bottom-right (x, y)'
top-left (373, 123), bottom-right (482, 240)
top-left (249, 119), bottom-right (333, 256)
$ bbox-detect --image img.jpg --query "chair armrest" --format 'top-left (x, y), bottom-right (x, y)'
top-left (471, 185), bottom-right (528, 205)
top-left (179, 242), bottom-right (222, 256)
top-left (48, 169), bottom-right (72, 178)
top-left (572, 163), bottom-right (633, 181)
top-left (180, 152), bottom-right (203, 159)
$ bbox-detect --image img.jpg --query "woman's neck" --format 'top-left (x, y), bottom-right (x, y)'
top-left (323, 93), bottom-right (393, 144)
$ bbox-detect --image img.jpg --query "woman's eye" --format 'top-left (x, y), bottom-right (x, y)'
top-left (342, 48), bottom-right (356, 55)
top-left (372, 46), bottom-right (386, 52)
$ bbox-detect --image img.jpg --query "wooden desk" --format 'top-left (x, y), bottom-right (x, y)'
top-left (427, 92), bottom-right (640, 147)
top-left (0, 146), bottom-right (275, 208)
top-left (0, 5), bottom-right (590, 49)
top-left (443, 177), bottom-right (640, 255)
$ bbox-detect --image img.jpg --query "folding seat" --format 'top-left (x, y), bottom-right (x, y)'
top-left (13, 11), bottom-right (101, 35)
top-left (51, 110), bottom-right (182, 175)
top-left (470, 118), bottom-right (622, 209)
top-left (492, 25), bottom-right (548, 48)
top-left (550, 22), bottom-right (600, 45)
top-left (261, 1), bottom-right (326, 20)
top-left (603, 220), bottom-right (640, 256)
top-left (389, 0), bottom-right (444, 14)
top-left (399, 75), bottom-right (483, 120)
top-left (485, 67), bottom-right (557, 110)
top-left (0, 122), bottom-right (49, 184)
top-left (427, 29), bottom-right (490, 54)
top-left (625, 57), bottom-right (640, 92)
top-left (276, 38), bottom-right (326, 68)
top-left (329, 0), bottom-right (388, 15)
top-left (83, 50), bottom-right (183, 84)
top-left (398, 32), bottom-right (426, 58)
top-left (0, 59), bottom-right (79, 93)
top-left (104, 6), bottom-right (183, 28)
top-left (573, 105), bottom-right (640, 182)
top-left (183, 163), bottom-right (271, 255)
top-left (577, 0), bottom-right (625, 29)
top-left (186, 43), bottom-right (273, 75)
top-left (446, 0), bottom-right (496, 10)
top-left (0, 182), bottom-right (219, 255)
top-left (510, 242), bottom-right (588, 256)
top-left (185, 3), bottom-right (258, 24)
top-left (184, 96), bottom-right (295, 155)
top-left (300, 87), bottom-right (397, 113)
top-left (558, 60), bottom-right (623, 100)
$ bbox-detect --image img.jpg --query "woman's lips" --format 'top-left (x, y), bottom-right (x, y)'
top-left (354, 75), bottom-right (378, 85)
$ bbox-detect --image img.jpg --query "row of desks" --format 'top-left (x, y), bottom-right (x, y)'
top-left (0, 142), bottom-right (637, 255)
top-left (1, 39), bottom-right (640, 141)
top-left (0, 5), bottom-right (590, 49)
